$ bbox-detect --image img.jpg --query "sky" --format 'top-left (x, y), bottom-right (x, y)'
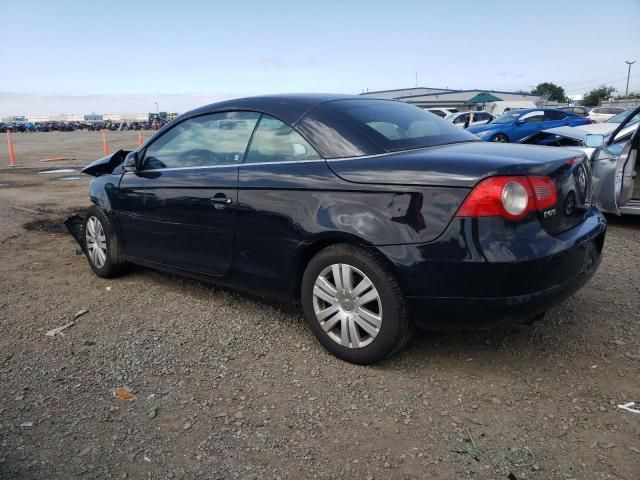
top-left (1, 0), bottom-right (639, 115)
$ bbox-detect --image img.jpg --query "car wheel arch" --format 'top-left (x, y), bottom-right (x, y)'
top-left (293, 233), bottom-right (384, 300)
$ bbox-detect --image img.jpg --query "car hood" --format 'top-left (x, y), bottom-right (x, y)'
top-left (531, 122), bottom-right (636, 144)
top-left (576, 123), bottom-right (618, 134)
top-left (327, 141), bottom-right (582, 188)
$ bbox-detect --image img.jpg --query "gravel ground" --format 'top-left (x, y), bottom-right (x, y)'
top-left (0, 132), bottom-right (639, 479)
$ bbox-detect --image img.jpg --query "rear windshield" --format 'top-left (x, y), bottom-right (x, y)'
top-left (322, 99), bottom-right (477, 152)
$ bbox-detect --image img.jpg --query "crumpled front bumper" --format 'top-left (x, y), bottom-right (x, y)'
top-left (64, 215), bottom-right (86, 254)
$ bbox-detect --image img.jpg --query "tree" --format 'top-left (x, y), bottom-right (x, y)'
top-left (583, 85), bottom-right (616, 107)
top-left (531, 82), bottom-right (567, 103)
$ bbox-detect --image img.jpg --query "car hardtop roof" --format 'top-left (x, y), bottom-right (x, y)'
top-left (183, 93), bottom-right (385, 125)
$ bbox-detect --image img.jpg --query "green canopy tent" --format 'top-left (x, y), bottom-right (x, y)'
top-left (465, 92), bottom-right (503, 106)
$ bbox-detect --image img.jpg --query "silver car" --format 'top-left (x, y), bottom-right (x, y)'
top-left (520, 107), bottom-right (640, 215)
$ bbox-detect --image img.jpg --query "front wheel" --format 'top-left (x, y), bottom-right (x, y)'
top-left (83, 205), bottom-right (128, 278)
top-left (301, 244), bottom-right (413, 364)
top-left (490, 133), bottom-right (508, 143)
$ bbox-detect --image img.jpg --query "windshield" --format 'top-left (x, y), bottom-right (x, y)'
top-left (323, 99), bottom-right (478, 152)
top-left (606, 109), bottom-right (637, 124)
top-left (492, 110), bottom-right (524, 124)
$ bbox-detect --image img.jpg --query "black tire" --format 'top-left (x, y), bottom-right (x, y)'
top-left (490, 133), bottom-right (509, 143)
top-left (301, 244), bottom-right (414, 364)
top-left (82, 205), bottom-right (128, 278)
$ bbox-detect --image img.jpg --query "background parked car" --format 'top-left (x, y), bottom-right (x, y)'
top-left (424, 107), bottom-right (458, 118)
top-left (444, 111), bottom-right (495, 128)
top-left (588, 106), bottom-right (626, 123)
top-left (559, 106), bottom-right (590, 117)
top-left (519, 107), bottom-right (640, 216)
top-left (467, 108), bottom-right (590, 142)
top-left (486, 100), bottom-right (537, 117)
top-left (571, 108), bottom-right (640, 136)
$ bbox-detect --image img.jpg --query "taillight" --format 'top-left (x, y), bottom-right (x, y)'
top-left (456, 176), bottom-right (557, 221)
top-left (528, 176), bottom-right (557, 210)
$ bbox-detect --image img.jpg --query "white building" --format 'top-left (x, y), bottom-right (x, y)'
top-left (361, 87), bottom-right (542, 110)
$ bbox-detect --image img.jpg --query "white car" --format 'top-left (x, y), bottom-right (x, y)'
top-left (587, 106), bottom-right (626, 123)
top-left (445, 111), bottom-right (495, 128)
top-left (424, 107), bottom-right (458, 118)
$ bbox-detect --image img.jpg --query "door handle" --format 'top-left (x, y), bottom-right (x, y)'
top-left (210, 194), bottom-right (232, 205)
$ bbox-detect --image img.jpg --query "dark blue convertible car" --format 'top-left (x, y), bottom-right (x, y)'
top-left (467, 108), bottom-right (591, 143)
top-left (69, 94), bottom-right (609, 364)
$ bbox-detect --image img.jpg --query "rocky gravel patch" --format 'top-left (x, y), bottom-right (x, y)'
top-left (0, 157), bottom-right (639, 479)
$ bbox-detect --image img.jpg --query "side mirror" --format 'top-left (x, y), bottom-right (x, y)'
top-left (515, 119), bottom-right (525, 126)
top-left (584, 134), bottom-right (605, 148)
top-left (124, 151), bottom-right (138, 172)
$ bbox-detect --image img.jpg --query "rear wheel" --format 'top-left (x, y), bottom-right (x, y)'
top-left (490, 133), bottom-right (508, 143)
top-left (301, 244), bottom-right (413, 364)
top-left (83, 205), bottom-right (128, 278)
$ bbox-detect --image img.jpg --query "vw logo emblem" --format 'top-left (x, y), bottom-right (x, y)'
top-left (564, 191), bottom-right (576, 216)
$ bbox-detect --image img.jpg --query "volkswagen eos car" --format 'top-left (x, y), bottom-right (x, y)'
top-left (67, 94), bottom-right (607, 364)
top-left (467, 108), bottom-right (590, 143)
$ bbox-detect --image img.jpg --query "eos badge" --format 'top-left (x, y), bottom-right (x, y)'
top-left (543, 209), bottom-right (557, 218)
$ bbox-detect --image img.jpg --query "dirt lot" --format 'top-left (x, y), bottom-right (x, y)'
top-left (0, 132), bottom-right (639, 479)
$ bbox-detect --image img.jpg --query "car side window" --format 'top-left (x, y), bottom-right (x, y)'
top-left (521, 111), bottom-right (545, 123)
top-left (454, 114), bottom-right (468, 124)
top-left (245, 115), bottom-right (321, 163)
top-left (545, 110), bottom-right (566, 121)
top-left (476, 112), bottom-right (489, 121)
top-left (141, 111), bottom-right (260, 170)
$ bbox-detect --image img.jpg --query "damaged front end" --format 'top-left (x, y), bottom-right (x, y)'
top-left (64, 150), bottom-right (130, 253)
top-left (81, 149), bottom-right (130, 176)
top-left (64, 214), bottom-right (86, 254)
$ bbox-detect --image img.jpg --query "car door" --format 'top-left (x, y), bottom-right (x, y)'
top-left (542, 110), bottom-right (571, 128)
top-left (512, 110), bottom-right (545, 141)
top-left (235, 114), bottom-right (323, 291)
top-left (592, 115), bottom-right (639, 214)
top-left (473, 112), bottom-right (491, 126)
top-left (116, 111), bottom-right (260, 275)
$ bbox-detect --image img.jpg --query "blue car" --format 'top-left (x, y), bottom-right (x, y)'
top-left (467, 108), bottom-right (590, 143)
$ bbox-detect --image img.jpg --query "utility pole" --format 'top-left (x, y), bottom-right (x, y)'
top-left (625, 61), bottom-right (636, 98)
top-left (155, 101), bottom-right (159, 114)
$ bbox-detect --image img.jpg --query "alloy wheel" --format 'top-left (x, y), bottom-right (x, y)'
top-left (85, 216), bottom-right (107, 269)
top-left (312, 263), bottom-right (382, 348)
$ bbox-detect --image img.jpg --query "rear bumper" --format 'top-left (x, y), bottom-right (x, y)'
top-left (377, 207), bottom-right (606, 330)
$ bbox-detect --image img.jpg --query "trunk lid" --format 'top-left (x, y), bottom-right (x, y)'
top-left (327, 142), bottom-right (593, 235)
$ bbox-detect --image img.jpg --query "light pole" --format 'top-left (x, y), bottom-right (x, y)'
top-left (625, 60), bottom-right (636, 98)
